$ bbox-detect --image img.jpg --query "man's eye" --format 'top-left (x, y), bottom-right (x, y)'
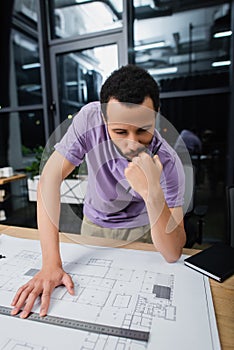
top-left (137, 129), bottom-right (148, 134)
top-left (114, 130), bottom-right (127, 135)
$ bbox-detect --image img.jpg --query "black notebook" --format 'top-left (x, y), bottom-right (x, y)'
top-left (184, 243), bottom-right (234, 282)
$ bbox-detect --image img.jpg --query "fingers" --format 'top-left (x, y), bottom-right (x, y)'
top-left (63, 274), bottom-right (75, 295)
top-left (132, 156), bottom-right (140, 164)
top-left (11, 284), bottom-right (41, 318)
top-left (11, 276), bottom-right (51, 318)
top-left (39, 274), bottom-right (74, 317)
top-left (132, 152), bottom-right (152, 165)
top-left (11, 284), bottom-right (34, 316)
top-left (133, 151), bottom-right (161, 163)
top-left (11, 283), bottom-right (53, 318)
top-left (10, 272), bottom-right (74, 319)
top-left (40, 282), bottom-right (53, 317)
top-left (20, 288), bottom-right (41, 319)
top-left (153, 154), bottom-right (161, 163)
top-left (11, 284), bottom-right (28, 307)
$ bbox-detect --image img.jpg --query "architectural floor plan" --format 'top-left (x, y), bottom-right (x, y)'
top-left (0, 234), bottom-right (220, 350)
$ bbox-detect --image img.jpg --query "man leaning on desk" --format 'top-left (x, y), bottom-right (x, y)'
top-left (11, 64), bottom-right (186, 319)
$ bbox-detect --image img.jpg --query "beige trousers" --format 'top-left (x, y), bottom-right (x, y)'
top-left (81, 215), bottom-right (152, 243)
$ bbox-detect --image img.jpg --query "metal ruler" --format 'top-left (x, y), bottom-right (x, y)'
top-left (0, 305), bottom-right (149, 342)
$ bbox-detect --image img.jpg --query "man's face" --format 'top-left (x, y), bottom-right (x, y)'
top-left (105, 97), bottom-right (156, 161)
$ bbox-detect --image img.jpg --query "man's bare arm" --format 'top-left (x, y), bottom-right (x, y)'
top-left (11, 151), bottom-right (76, 318)
top-left (124, 152), bottom-right (186, 262)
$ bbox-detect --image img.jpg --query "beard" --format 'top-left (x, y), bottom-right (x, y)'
top-left (111, 142), bottom-right (148, 161)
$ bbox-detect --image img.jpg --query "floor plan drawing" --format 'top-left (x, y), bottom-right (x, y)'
top-left (0, 338), bottom-right (47, 350)
top-left (0, 234), bottom-right (221, 350)
top-left (54, 258), bottom-right (176, 326)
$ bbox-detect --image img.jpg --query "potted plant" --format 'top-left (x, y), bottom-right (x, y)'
top-left (26, 146), bottom-right (88, 203)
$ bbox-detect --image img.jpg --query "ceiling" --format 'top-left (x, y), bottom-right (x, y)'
top-left (14, 0), bottom-right (232, 79)
top-left (53, 0), bottom-right (232, 77)
top-left (132, 1), bottom-right (231, 77)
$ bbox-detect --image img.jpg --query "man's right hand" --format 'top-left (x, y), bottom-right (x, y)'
top-left (11, 267), bottom-right (74, 318)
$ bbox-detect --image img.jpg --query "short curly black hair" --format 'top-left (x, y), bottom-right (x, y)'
top-left (100, 64), bottom-right (160, 118)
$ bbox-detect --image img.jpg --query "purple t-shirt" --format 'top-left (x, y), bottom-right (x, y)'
top-left (55, 102), bottom-right (185, 228)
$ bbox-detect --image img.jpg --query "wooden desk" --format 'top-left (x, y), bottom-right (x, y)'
top-left (0, 173), bottom-right (26, 185)
top-left (0, 224), bottom-right (233, 350)
top-left (0, 174), bottom-right (27, 221)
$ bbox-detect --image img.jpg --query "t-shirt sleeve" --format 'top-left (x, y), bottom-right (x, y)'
top-left (161, 152), bottom-right (185, 208)
top-left (54, 108), bottom-right (88, 166)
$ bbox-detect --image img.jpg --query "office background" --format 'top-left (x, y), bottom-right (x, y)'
top-left (0, 0), bottom-right (233, 247)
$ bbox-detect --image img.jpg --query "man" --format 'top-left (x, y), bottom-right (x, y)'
top-left (11, 65), bottom-right (186, 319)
top-left (175, 128), bottom-right (202, 155)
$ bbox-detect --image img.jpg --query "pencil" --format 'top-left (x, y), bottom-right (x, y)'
top-left (126, 142), bottom-right (162, 193)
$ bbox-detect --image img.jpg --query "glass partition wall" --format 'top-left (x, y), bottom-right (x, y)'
top-left (0, 0), bottom-right (126, 223)
top-left (0, 0), bottom-right (126, 168)
top-left (132, 0), bottom-right (232, 244)
top-left (50, 0), bottom-right (123, 39)
top-left (55, 44), bottom-right (118, 122)
top-left (0, 0), bottom-right (45, 170)
top-left (133, 1), bottom-right (231, 84)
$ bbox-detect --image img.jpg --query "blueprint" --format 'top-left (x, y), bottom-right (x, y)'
top-left (0, 234), bottom-right (220, 350)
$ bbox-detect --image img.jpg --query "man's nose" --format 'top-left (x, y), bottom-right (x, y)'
top-left (127, 132), bottom-right (141, 144)
top-left (126, 136), bottom-right (142, 151)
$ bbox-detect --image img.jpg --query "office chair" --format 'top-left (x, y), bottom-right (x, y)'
top-left (183, 165), bottom-right (208, 248)
top-left (226, 185), bottom-right (234, 247)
